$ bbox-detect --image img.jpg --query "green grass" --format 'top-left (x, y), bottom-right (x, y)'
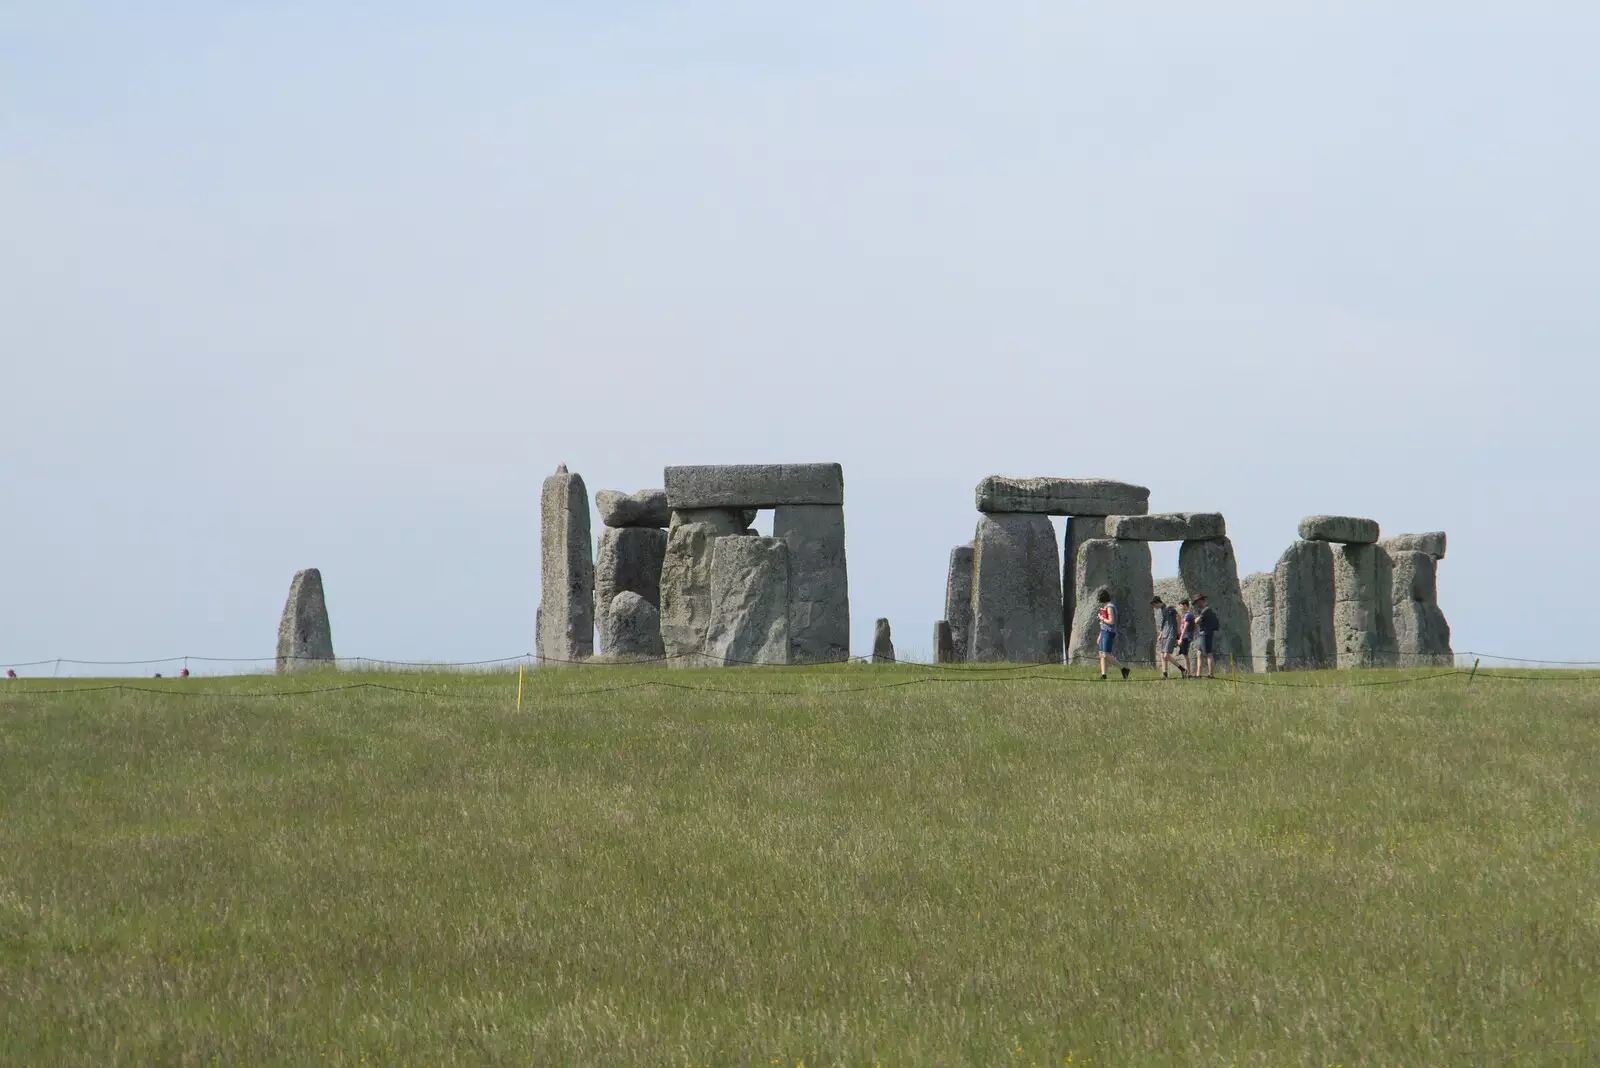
top-left (2, 664), bottom-right (1598, 1065)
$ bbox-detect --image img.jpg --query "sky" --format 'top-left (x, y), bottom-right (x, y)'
top-left (3, 3), bottom-right (1597, 673)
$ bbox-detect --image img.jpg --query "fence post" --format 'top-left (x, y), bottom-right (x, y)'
top-left (1467, 658), bottom-right (1480, 686)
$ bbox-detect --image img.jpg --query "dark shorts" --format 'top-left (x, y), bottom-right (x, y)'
top-left (1198, 631), bottom-right (1217, 656)
top-left (1097, 630), bottom-right (1116, 654)
top-left (1178, 636), bottom-right (1192, 656)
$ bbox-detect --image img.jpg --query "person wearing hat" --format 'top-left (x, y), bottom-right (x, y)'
top-left (1194, 593), bottom-right (1221, 679)
top-left (1151, 596), bottom-right (1187, 679)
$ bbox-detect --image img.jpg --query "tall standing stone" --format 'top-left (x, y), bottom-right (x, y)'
top-left (704, 536), bottom-right (791, 666)
top-left (1241, 572), bottom-right (1275, 673)
top-left (1061, 516), bottom-right (1107, 660)
top-left (1068, 539), bottom-right (1155, 667)
top-left (1390, 549), bottom-right (1453, 667)
top-left (1333, 542), bottom-right (1397, 669)
top-left (944, 544), bottom-right (975, 662)
top-left (276, 568), bottom-right (335, 674)
top-left (1178, 538), bottom-right (1253, 671)
top-left (872, 618), bottom-right (895, 664)
top-left (1272, 540), bottom-right (1335, 670)
top-left (933, 620), bottom-right (956, 664)
top-left (537, 466), bottom-right (595, 665)
top-left (594, 527), bottom-right (668, 656)
top-left (659, 522), bottom-right (729, 665)
top-left (969, 513), bottom-right (1063, 663)
top-left (773, 504), bottom-right (850, 664)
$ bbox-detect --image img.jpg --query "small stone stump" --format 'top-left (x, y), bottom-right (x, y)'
top-left (873, 618), bottom-right (895, 664)
top-left (933, 620), bottom-right (955, 664)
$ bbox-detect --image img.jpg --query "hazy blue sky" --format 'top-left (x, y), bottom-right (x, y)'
top-left (3, 4), bottom-right (1596, 672)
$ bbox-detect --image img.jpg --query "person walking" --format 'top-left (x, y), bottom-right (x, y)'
top-left (1194, 593), bottom-right (1221, 679)
top-left (1176, 598), bottom-right (1197, 678)
top-left (1096, 587), bottom-right (1129, 680)
top-left (1152, 596), bottom-right (1187, 679)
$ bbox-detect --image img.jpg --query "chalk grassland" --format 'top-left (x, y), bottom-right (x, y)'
top-left (2, 666), bottom-right (1598, 1065)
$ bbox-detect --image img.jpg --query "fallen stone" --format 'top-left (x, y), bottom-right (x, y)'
top-left (596, 488), bottom-right (670, 528)
top-left (944, 544), bottom-right (975, 662)
top-left (606, 592), bottom-right (664, 659)
top-left (933, 620), bottom-right (955, 664)
top-left (975, 476), bottom-right (1149, 517)
top-left (1390, 549), bottom-right (1454, 667)
top-left (704, 536), bottom-right (791, 666)
top-left (1272, 540), bottom-right (1335, 670)
top-left (873, 618), bottom-right (895, 664)
top-left (1062, 516), bottom-right (1107, 652)
top-left (1241, 572), bottom-right (1275, 673)
top-left (276, 568), bottom-right (335, 674)
top-left (537, 467), bottom-right (595, 664)
top-left (1105, 512), bottom-right (1226, 542)
top-left (773, 504), bottom-right (850, 664)
top-left (665, 463), bottom-right (844, 509)
top-left (1381, 532), bottom-right (1447, 560)
top-left (1068, 539), bottom-right (1155, 666)
top-left (594, 527), bottom-right (668, 655)
top-left (970, 513), bottom-right (1064, 663)
top-left (1298, 515), bottom-right (1381, 544)
top-left (1179, 537), bottom-right (1253, 671)
top-left (659, 522), bottom-right (729, 665)
top-left (1333, 542), bottom-right (1397, 669)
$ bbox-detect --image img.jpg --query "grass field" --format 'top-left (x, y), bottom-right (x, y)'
top-left (2, 663), bottom-right (1598, 1065)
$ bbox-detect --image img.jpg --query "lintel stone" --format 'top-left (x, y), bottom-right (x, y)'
top-left (1105, 512), bottom-right (1225, 541)
top-left (1381, 531), bottom-right (1447, 560)
top-left (974, 476), bottom-right (1149, 517)
top-left (665, 463), bottom-right (843, 509)
top-left (1298, 515), bottom-right (1380, 544)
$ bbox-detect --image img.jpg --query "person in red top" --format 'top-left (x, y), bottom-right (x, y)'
top-left (1095, 587), bottom-right (1130, 680)
top-left (4, 669), bottom-right (15, 679)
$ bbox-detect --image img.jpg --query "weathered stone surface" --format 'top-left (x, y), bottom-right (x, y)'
top-left (1333, 542), bottom-right (1397, 669)
top-left (976, 476), bottom-right (1149, 517)
top-left (704, 536), bottom-right (791, 666)
top-left (1272, 540), bottom-right (1334, 670)
top-left (594, 527), bottom-right (667, 655)
top-left (1068, 539), bottom-right (1155, 666)
top-left (606, 592), bottom-right (664, 659)
top-left (665, 464), bottom-right (843, 509)
top-left (276, 568), bottom-right (335, 674)
top-left (669, 508), bottom-right (750, 533)
top-left (933, 620), bottom-right (955, 664)
top-left (1179, 537), bottom-right (1253, 671)
top-left (944, 544), bottom-right (975, 662)
top-left (1105, 513), bottom-right (1226, 542)
top-left (1381, 532), bottom-right (1447, 560)
top-left (1241, 572), bottom-right (1275, 673)
top-left (596, 488), bottom-right (670, 528)
top-left (1390, 549), bottom-right (1453, 667)
top-left (1298, 515), bottom-right (1381, 544)
top-left (1061, 516), bottom-right (1107, 651)
top-left (659, 522), bottom-right (729, 665)
top-left (773, 504), bottom-right (850, 664)
top-left (537, 468), bottom-right (595, 664)
top-left (969, 514), bottom-right (1063, 663)
top-left (872, 618), bottom-right (895, 664)
top-left (1153, 576), bottom-right (1187, 606)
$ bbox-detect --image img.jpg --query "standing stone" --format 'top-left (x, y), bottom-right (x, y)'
top-left (970, 513), bottom-right (1063, 663)
top-left (1061, 516), bottom-right (1108, 658)
top-left (1178, 537), bottom-right (1253, 671)
top-left (276, 568), bottom-right (335, 674)
top-left (773, 504), bottom-right (850, 664)
top-left (1068, 539), bottom-right (1155, 667)
top-left (1272, 540), bottom-right (1335, 670)
top-left (933, 620), bottom-right (955, 664)
top-left (659, 522), bottom-right (730, 666)
top-left (1390, 549), bottom-right (1453, 667)
top-left (873, 618), bottom-right (895, 664)
top-left (537, 467), bottom-right (595, 665)
top-left (944, 544), bottom-right (974, 662)
top-left (595, 488), bottom-right (670, 528)
top-left (594, 527), bottom-right (668, 655)
top-left (606, 592), bottom-right (665, 659)
top-left (1241, 572), bottom-right (1276, 674)
top-left (1333, 542), bottom-right (1397, 669)
top-left (704, 536), bottom-right (791, 666)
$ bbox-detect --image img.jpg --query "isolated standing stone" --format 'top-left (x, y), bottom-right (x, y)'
top-left (1105, 513), bottom-right (1226, 542)
top-left (659, 522), bottom-right (729, 665)
top-left (1061, 516), bottom-right (1108, 656)
top-left (975, 476), bottom-right (1149, 517)
top-left (1381, 532), bottom-right (1447, 560)
top-left (665, 463), bottom-right (844, 509)
top-left (704, 536), bottom-right (791, 666)
top-left (595, 488), bottom-right (670, 528)
top-left (1333, 542), bottom-right (1397, 669)
top-left (944, 544), bottom-right (974, 662)
top-left (1298, 516), bottom-right (1381, 544)
top-left (773, 504), bottom-right (850, 664)
top-left (594, 527), bottom-right (668, 655)
top-left (1068, 539), bottom-right (1155, 667)
top-left (873, 618), bottom-right (895, 664)
top-left (537, 467), bottom-right (595, 664)
top-left (1390, 549), bottom-right (1453, 667)
top-left (1178, 537), bottom-right (1253, 671)
top-left (1241, 572), bottom-right (1276, 673)
top-left (969, 513), bottom-right (1063, 663)
top-left (606, 592), bottom-right (665, 659)
top-left (276, 568), bottom-right (335, 674)
top-left (933, 620), bottom-right (956, 664)
top-left (1272, 540), bottom-right (1335, 670)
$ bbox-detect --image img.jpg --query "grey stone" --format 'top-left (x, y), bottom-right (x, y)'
top-left (1068, 538), bottom-right (1155, 667)
top-left (872, 618), bottom-right (895, 664)
top-left (1061, 516), bottom-right (1107, 653)
top-left (596, 488), bottom-right (670, 528)
top-left (276, 568), bottom-right (335, 674)
top-left (1241, 572), bottom-right (1275, 673)
top-left (659, 522), bottom-right (729, 665)
top-left (606, 592), bottom-right (664, 659)
top-left (1179, 537), bottom-right (1253, 671)
top-left (669, 508), bottom-right (750, 534)
top-left (975, 476), bottom-right (1149, 517)
top-left (1272, 540), bottom-right (1335, 670)
top-left (1333, 542), bottom-right (1397, 669)
top-left (704, 536), bottom-right (791, 666)
top-left (1105, 512), bottom-right (1226, 542)
top-left (594, 527), bottom-right (667, 655)
top-left (773, 503), bottom-right (850, 664)
top-left (665, 463), bottom-right (843, 509)
top-left (944, 544), bottom-right (975, 662)
top-left (1153, 576), bottom-right (1187, 606)
top-left (536, 468), bottom-right (595, 665)
top-left (1381, 532), bottom-right (1447, 560)
top-left (933, 620), bottom-right (956, 664)
top-left (1390, 549), bottom-right (1453, 667)
top-left (969, 513), bottom-right (1064, 663)
top-left (1298, 515), bottom-right (1381, 544)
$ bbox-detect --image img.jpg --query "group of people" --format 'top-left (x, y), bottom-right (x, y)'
top-left (1093, 587), bottom-right (1221, 680)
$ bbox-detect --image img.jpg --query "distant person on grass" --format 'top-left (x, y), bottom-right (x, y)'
top-left (1176, 598), bottom-right (1197, 677)
top-left (1096, 587), bottom-right (1130, 681)
top-left (1194, 594), bottom-right (1221, 679)
top-left (1152, 596), bottom-right (1187, 679)
top-left (4, 668), bottom-right (14, 679)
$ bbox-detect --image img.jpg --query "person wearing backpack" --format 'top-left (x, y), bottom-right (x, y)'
top-left (1095, 587), bottom-right (1130, 680)
top-left (1194, 593), bottom-right (1221, 679)
top-left (1151, 596), bottom-right (1187, 679)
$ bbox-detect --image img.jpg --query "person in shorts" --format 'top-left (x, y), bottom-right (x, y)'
top-left (1176, 599), bottom-right (1197, 677)
top-left (1194, 593), bottom-right (1221, 678)
top-left (1095, 587), bottom-right (1129, 680)
top-left (1152, 596), bottom-right (1187, 679)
